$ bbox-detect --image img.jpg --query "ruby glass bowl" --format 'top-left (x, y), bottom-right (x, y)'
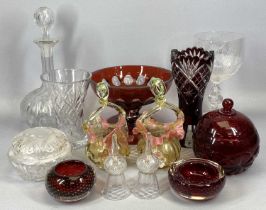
top-left (168, 158), bottom-right (225, 201)
top-left (91, 65), bottom-right (173, 144)
top-left (45, 160), bottom-right (96, 202)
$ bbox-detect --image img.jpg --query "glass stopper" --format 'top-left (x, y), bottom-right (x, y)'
top-left (34, 7), bottom-right (54, 40)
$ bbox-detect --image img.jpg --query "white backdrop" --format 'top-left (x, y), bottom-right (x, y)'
top-left (0, 0), bottom-right (266, 210)
top-left (0, 0), bottom-right (266, 115)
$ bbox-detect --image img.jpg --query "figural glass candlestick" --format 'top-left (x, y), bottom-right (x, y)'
top-left (20, 7), bottom-right (59, 127)
top-left (132, 132), bottom-right (160, 199)
top-left (102, 134), bottom-right (130, 200)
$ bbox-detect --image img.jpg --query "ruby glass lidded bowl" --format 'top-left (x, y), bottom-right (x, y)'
top-left (90, 65), bottom-right (173, 144)
top-left (193, 98), bottom-right (260, 175)
top-left (168, 158), bottom-right (225, 201)
top-left (45, 160), bottom-right (96, 202)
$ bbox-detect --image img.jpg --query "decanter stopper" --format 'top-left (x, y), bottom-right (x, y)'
top-left (33, 7), bottom-right (58, 74)
top-left (34, 7), bottom-right (54, 40)
top-left (132, 132), bottom-right (160, 199)
top-left (102, 134), bottom-right (130, 200)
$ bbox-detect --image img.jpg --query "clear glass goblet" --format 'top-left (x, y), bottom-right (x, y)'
top-left (194, 31), bottom-right (244, 110)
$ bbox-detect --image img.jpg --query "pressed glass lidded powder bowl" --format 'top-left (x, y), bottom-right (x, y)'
top-left (8, 127), bottom-right (71, 181)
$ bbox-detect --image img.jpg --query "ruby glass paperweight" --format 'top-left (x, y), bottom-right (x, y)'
top-left (168, 158), bottom-right (225, 201)
top-left (102, 134), bottom-right (130, 200)
top-left (171, 47), bottom-right (213, 148)
top-left (133, 77), bottom-right (184, 168)
top-left (8, 127), bottom-right (71, 181)
top-left (132, 133), bottom-right (160, 199)
top-left (90, 65), bottom-right (173, 145)
top-left (83, 81), bottom-right (129, 168)
top-left (193, 98), bottom-right (260, 175)
top-left (45, 160), bottom-right (96, 202)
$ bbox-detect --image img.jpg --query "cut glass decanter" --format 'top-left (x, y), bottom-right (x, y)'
top-left (20, 7), bottom-right (58, 127)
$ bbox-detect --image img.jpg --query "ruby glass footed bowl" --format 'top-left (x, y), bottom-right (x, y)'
top-left (168, 158), bottom-right (225, 201)
top-left (91, 65), bottom-right (173, 144)
top-left (45, 160), bottom-right (96, 202)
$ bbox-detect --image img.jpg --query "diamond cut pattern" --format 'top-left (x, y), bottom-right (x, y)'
top-left (50, 81), bottom-right (89, 136)
top-left (171, 47), bottom-right (214, 104)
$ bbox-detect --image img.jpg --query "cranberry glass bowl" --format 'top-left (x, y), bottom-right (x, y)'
top-left (168, 158), bottom-right (225, 201)
top-left (91, 65), bottom-right (173, 144)
top-left (45, 160), bottom-right (96, 202)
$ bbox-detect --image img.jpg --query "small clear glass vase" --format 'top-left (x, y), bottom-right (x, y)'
top-left (40, 69), bottom-right (91, 148)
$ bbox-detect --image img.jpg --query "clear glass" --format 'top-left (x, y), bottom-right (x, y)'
top-left (194, 31), bottom-right (244, 110)
top-left (20, 7), bottom-right (59, 127)
top-left (41, 69), bottom-right (91, 149)
top-left (132, 133), bottom-right (160, 199)
top-left (102, 134), bottom-right (130, 200)
top-left (8, 127), bottom-right (71, 181)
